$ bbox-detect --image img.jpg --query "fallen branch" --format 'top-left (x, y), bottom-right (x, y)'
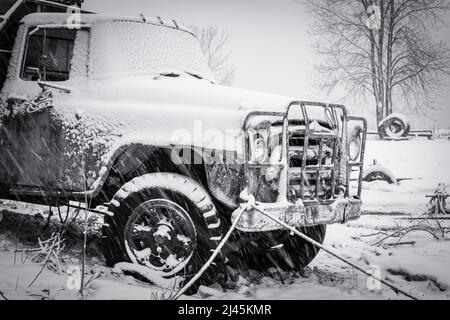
top-left (384, 241), bottom-right (416, 247)
top-left (368, 189), bottom-right (450, 247)
top-left (370, 225), bottom-right (419, 247)
top-left (358, 231), bottom-right (390, 238)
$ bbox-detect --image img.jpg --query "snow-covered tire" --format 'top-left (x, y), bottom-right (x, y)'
top-left (275, 225), bottom-right (327, 270)
top-left (230, 225), bottom-right (326, 272)
top-left (378, 114), bottom-right (410, 139)
top-left (101, 173), bottom-right (223, 291)
top-left (363, 165), bottom-right (398, 184)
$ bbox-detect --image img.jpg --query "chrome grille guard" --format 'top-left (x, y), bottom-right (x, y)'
top-left (243, 101), bottom-right (368, 205)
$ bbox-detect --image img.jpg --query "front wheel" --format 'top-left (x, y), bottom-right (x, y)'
top-left (101, 173), bottom-right (223, 291)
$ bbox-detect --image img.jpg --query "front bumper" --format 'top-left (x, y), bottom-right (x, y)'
top-left (231, 197), bottom-right (362, 232)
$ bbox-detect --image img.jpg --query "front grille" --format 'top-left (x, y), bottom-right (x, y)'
top-left (288, 131), bottom-right (340, 202)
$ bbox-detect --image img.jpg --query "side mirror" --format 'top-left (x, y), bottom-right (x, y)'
top-left (25, 67), bottom-right (42, 81)
top-left (25, 66), bottom-right (71, 93)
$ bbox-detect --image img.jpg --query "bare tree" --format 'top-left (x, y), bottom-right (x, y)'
top-left (190, 25), bottom-right (235, 86)
top-left (305, 0), bottom-right (450, 125)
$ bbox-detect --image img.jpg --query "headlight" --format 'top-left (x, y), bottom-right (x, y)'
top-left (248, 121), bottom-right (271, 164)
top-left (349, 136), bottom-right (361, 161)
top-left (253, 137), bottom-right (268, 164)
top-left (349, 125), bottom-right (362, 161)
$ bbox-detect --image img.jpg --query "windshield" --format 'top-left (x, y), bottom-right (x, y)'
top-left (90, 21), bottom-right (214, 81)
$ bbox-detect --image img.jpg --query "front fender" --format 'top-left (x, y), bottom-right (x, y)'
top-left (77, 141), bottom-right (246, 208)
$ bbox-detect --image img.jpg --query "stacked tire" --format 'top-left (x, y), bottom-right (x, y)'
top-left (378, 113), bottom-right (410, 139)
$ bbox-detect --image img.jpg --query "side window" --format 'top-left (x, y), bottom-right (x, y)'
top-left (21, 28), bottom-right (77, 82)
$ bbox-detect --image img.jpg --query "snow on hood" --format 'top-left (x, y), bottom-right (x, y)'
top-left (79, 75), bottom-right (330, 138)
top-left (88, 75), bottom-right (294, 113)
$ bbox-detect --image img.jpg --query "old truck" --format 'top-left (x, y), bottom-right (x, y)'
top-left (0, 2), bottom-right (367, 288)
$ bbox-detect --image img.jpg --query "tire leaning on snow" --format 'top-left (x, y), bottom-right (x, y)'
top-left (362, 165), bottom-right (398, 185)
top-left (378, 113), bottom-right (411, 139)
top-left (101, 173), bottom-right (223, 292)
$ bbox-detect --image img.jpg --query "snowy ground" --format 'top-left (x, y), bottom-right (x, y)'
top-left (0, 138), bottom-right (449, 300)
top-left (362, 139), bottom-right (450, 215)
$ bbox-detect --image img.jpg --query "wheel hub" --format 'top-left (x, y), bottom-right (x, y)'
top-left (124, 199), bottom-right (197, 277)
top-left (389, 121), bottom-right (402, 134)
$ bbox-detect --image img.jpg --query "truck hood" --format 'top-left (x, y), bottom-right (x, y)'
top-left (87, 75), bottom-right (295, 114)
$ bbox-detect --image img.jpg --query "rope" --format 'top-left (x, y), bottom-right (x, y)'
top-left (25, 90), bottom-right (53, 114)
top-left (172, 204), bottom-right (248, 300)
top-left (250, 204), bottom-right (420, 300)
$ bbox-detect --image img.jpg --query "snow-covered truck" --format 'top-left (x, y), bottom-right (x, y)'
top-left (0, 9), bottom-right (368, 287)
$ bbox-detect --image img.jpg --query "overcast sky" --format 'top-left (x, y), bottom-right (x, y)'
top-left (83, 0), bottom-right (450, 129)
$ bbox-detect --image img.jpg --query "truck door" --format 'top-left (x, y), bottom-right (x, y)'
top-left (0, 26), bottom-right (78, 191)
